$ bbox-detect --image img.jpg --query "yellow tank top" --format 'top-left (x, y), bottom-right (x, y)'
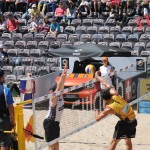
top-left (107, 95), bottom-right (135, 121)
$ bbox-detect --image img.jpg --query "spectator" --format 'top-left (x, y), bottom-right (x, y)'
top-left (15, 0), bottom-right (27, 13)
top-left (92, 0), bottom-right (101, 13)
top-left (66, 1), bottom-right (77, 25)
top-left (49, 18), bottom-right (60, 35)
top-left (0, 69), bottom-right (15, 150)
top-left (54, 2), bottom-right (66, 22)
top-left (29, 17), bottom-right (38, 35)
top-left (30, 4), bottom-right (42, 21)
top-left (0, 14), bottom-right (6, 34)
top-left (46, 0), bottom-right (57, 12)
top-left (0, 44), bottom-right (9, 67)
top-left (6, 13), bottom-right (19, 33)
top-left (39, 16), bottom-right (50, 33)
top-left (5, 0), bottom-right (16, 12)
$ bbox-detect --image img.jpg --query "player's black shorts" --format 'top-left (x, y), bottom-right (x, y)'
top-left (113, 119), bottom-right (137, 139)
top-left (43, 118), bottom-right (60, 142)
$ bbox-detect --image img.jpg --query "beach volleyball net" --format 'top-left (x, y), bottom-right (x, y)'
top-left (30, 58), bottom-right (150, 150)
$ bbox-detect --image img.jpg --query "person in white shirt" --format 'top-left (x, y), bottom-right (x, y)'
top-left (29, 17), bottom-right (38, 35)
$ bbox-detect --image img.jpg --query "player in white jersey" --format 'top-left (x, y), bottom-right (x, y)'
top-left (43, 61), bottom-right (68, 150)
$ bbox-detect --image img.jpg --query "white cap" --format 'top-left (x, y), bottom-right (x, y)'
top-left (32, 4), bottom-right (36, 8)
top-left (0, 44), bottom-right (3, 48)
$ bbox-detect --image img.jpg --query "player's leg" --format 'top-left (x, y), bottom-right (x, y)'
top-left (124, 138), bottom-right (132, 150)
top-left (108, 139), bottom-right (120, 150)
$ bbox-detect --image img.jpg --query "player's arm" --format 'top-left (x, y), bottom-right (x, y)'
top-left (95, 107), bottom-right (114, 121)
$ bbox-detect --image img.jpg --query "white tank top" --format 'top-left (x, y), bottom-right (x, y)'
top-left (46, 95), bottom-right (64, 122)
top-left (100, 65), bottom-right (113, 89)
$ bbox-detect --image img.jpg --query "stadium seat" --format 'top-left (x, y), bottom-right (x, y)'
top-left (33, 58), bottom-right (46, 66)
top-left (121, 42), bottom-right (133, 50)
top-left (133, 27), bottom-right (144, 36)
top-left (0, 33), bottom-right (11, 42)
top-left (80, 34), bottom-right (91, 43)
top-left (25, 66), bottom-right (37, 76)
top-left (46, 58), bottom-right (58, 68)
top-left (103, 34), bottom-right (114, 43)
top-left (139, 34), bottom-right (150, 43)
top-left (2, 66), bottom-right (13, 76)
top-left (30, 49), bottom-right (41, 57)
top-left (9, 57), bottom-right (22, 67)
top-left (82, 19), bottom-right (93, 26)
top-left (45, 34), bottom-right (56, 43)
top-left (15, 41), bottom-right (26, 49)
top-left (91, 34), bottom-right (103, 43)
top-left (127, 34), bottom-right (139, 44)
top-left (64, 26), bottom-right (75, 34)
top-left (140, 19), bottom-right (148, 27)
top-left (18, 19), bottom-right (27, 26)
top-left (75, 26), bottom-right (87, 34)
top-left (68, 34), bottom-right (80, 43)
top-left (38, 41), bottom-right (49, 50)
top-left (105, 19), bottom-right (116, 26)
top-left (13, 66), bottom-right (25, 76)
top-left (41, 50), bottom-right (49, 57)
top-left (12, 33), bottom-right (23, 43)
top-left (22, 58), bottom-right (33, 66)
top-left (122, 26), bottom-right (133, 36)
top-left (34, 33), bottom-right (45, 44)
top-left (61, 41), bottom-right (73, 47)
top-left (73, 41), bottom-right (84, 45)
top-left (14, 12), bottom-right (23, 19)
top-left (93, 19), bottom-right (105, 27)
top-left (19, 26), bottom-right (28, 34)
top-left (134, 42), bottom-right (146, 51)
top-left (26, 41), bottom-right (38, 49)
top-left (109, 42), bottom-right (121, 48)
top-left (128, 19), bottom-right (138, 27)
top-left (46, 12), bottom-right (54, 18)
top-left (49, 41), bottom-right (61, 48)
top-left (87, 26), bottom-right (98, 34)
top-left (115, 34), bottom-right (127, 42)
top-left (3, 41), bottom-right (14, 49)
top-left (145, 27), bottom-right (150, 34)
top-left (98, 26), bottom-right (109, 34)
top-left (7, 49), bottom-right (18, 57)
top-left (38, 66), bottom-right (50, 76)
top-left (23, 33), bottom-right (33, 42)
top-left (110, 26), bottom-right (121, 36)
top-left (57, 34), bottom-right (68, 43)
top-left (71, 19), bottom-right (81, 27)
top-left (146, 42), bottom-right (150, 51)
top-left (98, 42), bottom-right (108, 46)
top-left (18, 49), bottom-right (30, 57)
top-left (5, 74), bottom-right (17, 83)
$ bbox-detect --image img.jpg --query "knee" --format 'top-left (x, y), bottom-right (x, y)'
top-left (110, 139), bottom-right (119, 146)
top-left (125, 139), bottom-right (132, 146)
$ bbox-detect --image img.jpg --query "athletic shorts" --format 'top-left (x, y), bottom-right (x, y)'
top-left (43, 118), bottom-right (60, 142)
top-left (0, 116), bottom-right (12, 147)
top-left (113, 119), bottom-right (137, 139)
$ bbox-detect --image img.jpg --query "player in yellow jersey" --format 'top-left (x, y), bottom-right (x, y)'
top-left (95, 71), bottom-right (137, 150)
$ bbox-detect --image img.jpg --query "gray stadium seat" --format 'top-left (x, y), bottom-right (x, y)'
top-left (30, 49), bottom-right (41, 57)
top-left (105, 19), bottom-right (116, 26)
top-left (110, 26), bottom-right (121, 36)
top-left (146, 42), bottom-right (150, 51)
top-left (74, 41), bottom-right (84, 45)
top-left (71, 19), bottom-right (81, 27)
top-left (2, 66), bottom-right (13, 76)
top-left (139, 34), bottom-right (150, 43)
top-left (26, 41), bottom-right (37, 49)
top-left (87, 26), bottom-right (98, 34)
top-left (3, 41), bottom-right (14, 49)
top-left (64, 26), bottom-right (75, 34)
top-left (98, 26), bottom-right (109, 34)
top-left (61, 41), bottom-right (73, 47)
top-left (45, 34), bottom-right (56, 43)
top-left (23, 33), bottom-right (33, 42)
top-left (12, 33), bottom-right (23, 42)
top-left (128, 19), bottom-right (138, 27)
top-left (140, 19), bottom-right (148, 27)
top-left (38, 66), bottom-right (50, 76)
top-left (33, 58), bottom-right (46, 66)
top-left (9, 57), bottom-right (21, 67)
top-left (133, 27), bottom-right (144, 36)
top-left (0, 33), bottom-right (11, 41)
top-left (41, 50), bottom-right (49, 57)
top-left (49, 41), bottom-right (61, 48)
top-left (115, 34), bottom-right (127, 42)
top-left (109, 42), bottom-right (121, 48)
top-left (98, 42), bottom-right (108, 46)
top-left (91, 34), bottom-right (103, 43)
top-left (14, 12), bottom-right (23, 19)
top-left (18, 49), bottom-right (30, 57)
top-left (46, 58), bottom-right (58, 68)
top-left (46, 12), bottom-right (54, 18)
top-left (93, 19), bottom-right (105, 28)
top-left (127, 34), bottom-right (139, 43)
top-left (38, 41), bottom-right (49, 50)
top-left (103, 34), bottom-right (114, 43)
top-left (134, 42), bottom-right (146, 51)
top-left (25, 66), bottom-right (37, 76)
top-left (22, 58), bottom-right (33, 66)
top-left (7, 49), bottom-right (18, 57)
top-left (13, 66), bottom-right (25, 76)
top-left (15, 41), bottom-right (26, 49)
top-left (18, 19), bottom-right (27, 26)
top-left (122, 26), bottom-right (133, 36)
top-left (19, 26), bottom-right (28, 34)
top-left (57, 34), bottom-right (68, 43)
top-left (82, 19), bottom-right (93, 26)
top-left (5, 75), bottom-right (17, 83)
top-left (34, 33), bottom-right (45, 44)
top-left (121, 42), bottom-right (133, 50)
top-left (68, 34), bottom-right (80, 43)
top-left (80, 34), bottom-right (91, 43)
top-left (75, 26), bottom-right (87, 34)
top-left (145, 27), bottom-right (150, 34)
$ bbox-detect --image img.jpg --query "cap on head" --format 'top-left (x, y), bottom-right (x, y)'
top-left (102, 57), bottom-right (108, 61)
top-left (0, 44), bottom-right (3, 49)
top-left (0, 69), bottom-right (4, 77)
top-left (101, 88), bottom-right (112, 100)
top-left (32, 4), bottom-right (37, 8)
